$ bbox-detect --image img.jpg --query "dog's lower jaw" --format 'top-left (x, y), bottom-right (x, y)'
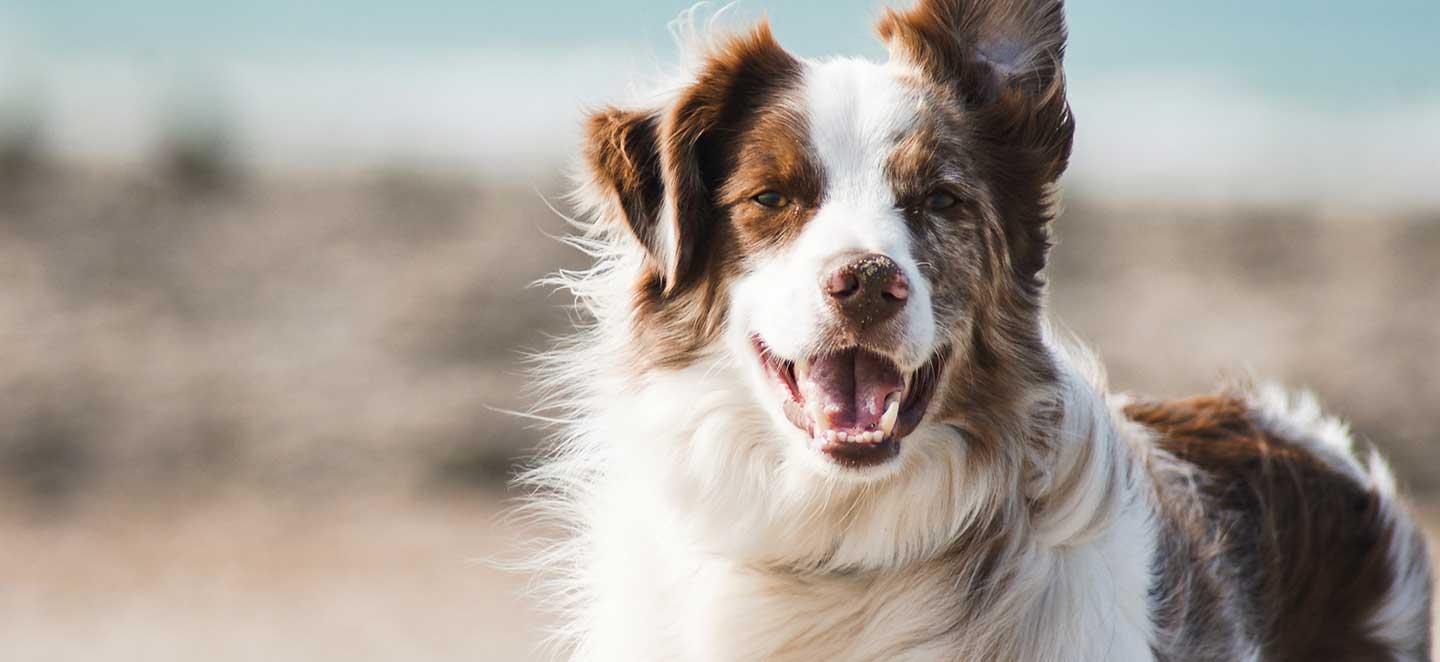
top-left (752, 335), bottom-right (949, 471)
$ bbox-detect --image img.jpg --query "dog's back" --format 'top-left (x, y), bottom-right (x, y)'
top-left (1132, 393), bottom-right (1432, 661)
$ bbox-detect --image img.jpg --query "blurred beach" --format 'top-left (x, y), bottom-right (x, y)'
top-left (0, 166), bottom-right (1436, 660)
top-left (1, 1), bottom-right (1437, 659)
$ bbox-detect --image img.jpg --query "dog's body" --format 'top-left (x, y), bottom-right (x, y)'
top-left (523, 1), bottom-right (1433, 660)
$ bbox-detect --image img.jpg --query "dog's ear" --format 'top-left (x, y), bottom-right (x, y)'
top-left (583, 23), bottom-right (800, 295)
top-left (877, 0), bottom-right (1073, 182)
top-left (584, 107), bottom-right (670, 278)
top-left (879, 0), bottom-right (1072, 281)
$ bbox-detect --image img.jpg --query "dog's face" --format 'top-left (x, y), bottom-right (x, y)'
top-left (582, 0), bottom-right (1072, 482)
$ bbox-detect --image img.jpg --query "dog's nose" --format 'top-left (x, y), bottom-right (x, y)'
top-left (822, 252), bottom-right (909, 328)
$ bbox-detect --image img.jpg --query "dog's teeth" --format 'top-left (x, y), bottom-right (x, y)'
top-left (795, 357), bottom-right (810, 383)
top-left (880, 398), bottom-right (900, 436)
top-left (837, 431), bottom-right (848, 442)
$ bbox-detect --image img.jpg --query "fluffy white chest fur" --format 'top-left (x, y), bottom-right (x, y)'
top-left (547, 357), bottom-right (1158, 662)
top-left (586, 488), bottom-right (1156, 662)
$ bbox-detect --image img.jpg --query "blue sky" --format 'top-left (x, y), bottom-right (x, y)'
top-left (2, 1), bottom-right (1437, 209)
top-left (7, 0), bottom-right (1437, 107)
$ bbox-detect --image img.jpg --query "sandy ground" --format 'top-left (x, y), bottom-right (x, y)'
top-left (0, 494), bottom-right (551, 662)
top-left (2, 494), bottom-right (1436, 662)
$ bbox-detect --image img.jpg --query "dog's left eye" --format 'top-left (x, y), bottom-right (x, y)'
top-left (924, 191), bottom-right (958, 211)
top-left (748, 189), bottom-right (794, 208)
top-left (753, 191), bottom-right (790, 209)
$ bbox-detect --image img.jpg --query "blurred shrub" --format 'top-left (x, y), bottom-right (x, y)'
top-left (157, 81), bottom-right (241, 193)
top-left (0, 168), bottom-right (1434, 515)
top-left (0, 103), bottom-right (49, 192)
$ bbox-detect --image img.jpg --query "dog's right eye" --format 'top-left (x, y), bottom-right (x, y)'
top-left (753, 191), bottom-right (790, 209)
top-left (924, 190), bottom-right (959, 211)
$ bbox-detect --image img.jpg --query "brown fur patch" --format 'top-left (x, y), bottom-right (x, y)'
top-left (655, 22), bottom-right (803, 289)
top-left (716, 102), bottom-right (822, 255)
top-left (580, 23), bottom-right (806, 370)
top-left (877, 0), bottom-right (1072, 284)
top-left (876, 0), bottom-right (1067, 105)
top-left (874, 2), bottom-right (1071, 484)
top-left (583, 108), bottom-right (666, 265)
top-left (1128, 396), bottom-right (1418, 661)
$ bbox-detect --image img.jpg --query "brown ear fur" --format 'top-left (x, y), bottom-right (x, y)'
top-left (656, 22), bottom-right (801, 293)
top-left (583, 108), bottom-right (668, 273)
top-left (878, 0), bottom-right (1073, 283)
top-left (582, 23), bottom-right (800, 296)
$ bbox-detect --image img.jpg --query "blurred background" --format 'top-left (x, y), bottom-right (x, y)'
top-left (0, 1), bottom-right (1436, 660)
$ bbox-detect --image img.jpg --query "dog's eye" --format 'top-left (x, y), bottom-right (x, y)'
top-left (753, 191), bottom-right (790, 209)
top-left (924, 191), bottom-right (958, 211)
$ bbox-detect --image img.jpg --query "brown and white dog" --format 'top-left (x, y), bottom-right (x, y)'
top-left (524, 1), bottom-right (1434, 659)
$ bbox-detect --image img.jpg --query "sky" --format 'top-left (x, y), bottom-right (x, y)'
top-left (1, 0), bottom-right (1437, 209)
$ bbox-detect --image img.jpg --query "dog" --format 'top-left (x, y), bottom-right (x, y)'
top-left (522, 0), bottom-right (1434, 659)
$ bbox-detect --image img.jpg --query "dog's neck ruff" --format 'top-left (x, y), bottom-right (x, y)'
top-left (533, 326), bottom-right (1160, 661)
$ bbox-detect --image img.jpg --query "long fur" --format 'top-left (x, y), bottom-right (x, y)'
top-left (516, 2), bottom-right (1433, 660)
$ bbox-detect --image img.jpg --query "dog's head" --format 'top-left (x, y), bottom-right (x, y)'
top-left (580, 0), bottom-right (1071, 483)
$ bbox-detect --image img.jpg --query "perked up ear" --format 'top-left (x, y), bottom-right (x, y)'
top-left (582, 22), bottom-right (800, 295)
top-left (877, 0), bottom-right (1073, 181)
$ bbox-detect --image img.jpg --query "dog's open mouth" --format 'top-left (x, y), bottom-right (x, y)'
top-left (753, 336), bottom-right (947, 468)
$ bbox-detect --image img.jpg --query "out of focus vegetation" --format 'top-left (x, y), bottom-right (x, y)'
top-left (0, 122), bottom-right (1437, 518)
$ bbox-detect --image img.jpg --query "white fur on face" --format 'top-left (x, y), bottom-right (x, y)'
top-left (730, 57), bottom-right (936, 369)
top-left (729, 58), bottom-right (940, 476)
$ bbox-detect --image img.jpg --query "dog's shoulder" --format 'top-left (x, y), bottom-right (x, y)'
top-left (1125, 391), bottom-right (1433, 661)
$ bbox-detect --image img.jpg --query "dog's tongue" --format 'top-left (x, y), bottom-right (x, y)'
top-left (797, 349), bottom-right (904, 433)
